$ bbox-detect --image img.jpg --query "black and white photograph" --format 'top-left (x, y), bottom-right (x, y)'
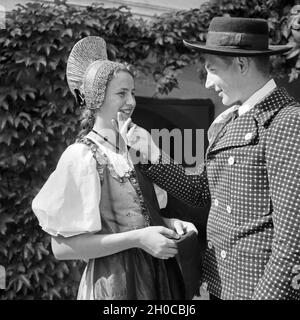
top-left (0, 0), bottom-right (300, 308)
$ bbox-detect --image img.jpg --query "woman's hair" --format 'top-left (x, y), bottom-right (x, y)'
top-left (76, 64), bottom-right (135, 141)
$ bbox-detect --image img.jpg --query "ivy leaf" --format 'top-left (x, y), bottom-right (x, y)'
top-left (19, 112), bottom-right (32, 122)
top-left (0, 214), bottom-right (15, 235)
top-left (61, 28), bottom-right (73, 38)
top-left (0, 114), bottom-right (14, 130)
top-left (35, 56), bottom-right (47, 72)
top-left (18, 155), bottom-right (27, 165)
top-left (19, 275), bottom-right (31, 289)
top-left (0, 100), bottom-right (9, 110)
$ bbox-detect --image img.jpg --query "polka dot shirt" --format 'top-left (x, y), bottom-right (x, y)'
top-left (141, 88), bottom-right (300, 300)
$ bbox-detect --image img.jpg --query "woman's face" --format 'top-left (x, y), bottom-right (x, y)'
top-left (100, 70), bottom-right (136, 122)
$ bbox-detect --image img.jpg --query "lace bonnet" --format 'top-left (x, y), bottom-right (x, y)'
top-left (66, 36), bottom-right (124, 109)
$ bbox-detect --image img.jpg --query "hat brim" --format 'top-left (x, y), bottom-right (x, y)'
top-left (183, 40), bottom-right (293, 56)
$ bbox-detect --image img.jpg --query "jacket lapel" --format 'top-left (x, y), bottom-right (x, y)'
top-left (208, 110), bottom-right (258, 154)
top-left (207, 87), bottom-right (296, 155)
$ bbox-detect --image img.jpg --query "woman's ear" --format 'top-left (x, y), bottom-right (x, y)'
top-left (74, 89), bottom-right (86, 107)
top-left (235, 57), bottom-right (249, 75)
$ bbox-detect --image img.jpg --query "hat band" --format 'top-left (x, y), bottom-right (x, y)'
top-left (206, 31), bottom-right (268, 50)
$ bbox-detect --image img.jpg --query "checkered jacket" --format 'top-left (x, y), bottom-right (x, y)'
top-left (143, 88), bottom-right (300, 300)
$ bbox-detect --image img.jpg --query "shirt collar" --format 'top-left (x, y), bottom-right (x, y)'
top-left (238, 79), bottom-right (277, 116)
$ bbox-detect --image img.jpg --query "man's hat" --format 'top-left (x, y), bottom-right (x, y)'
top-left (183, 17), bottom-right (292, 56)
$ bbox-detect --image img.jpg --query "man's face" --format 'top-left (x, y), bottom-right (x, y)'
top-left (204, 54), bottom-right (243, 106)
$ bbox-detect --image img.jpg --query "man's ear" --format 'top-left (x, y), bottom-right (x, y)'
top-left (235, 57), bottom-right (249, 75)
top-left (74, 89), bottom-right (86, 107)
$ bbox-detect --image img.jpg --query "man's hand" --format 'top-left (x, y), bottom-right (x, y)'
top-left (113, 112), bottom-right (160, 163)
top-left (162, 217), bottom-right (198, 236)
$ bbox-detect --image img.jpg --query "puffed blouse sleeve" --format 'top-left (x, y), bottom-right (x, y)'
top-left (32, 143), bottom-right (101, 237)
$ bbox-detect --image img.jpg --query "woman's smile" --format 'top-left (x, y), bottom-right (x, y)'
top-left (119, 105), bottom-right (135, 117)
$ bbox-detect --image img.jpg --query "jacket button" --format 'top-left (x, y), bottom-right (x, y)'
top-left (228, 156), bottom-right (235, 165)
top-left (208, 241), bottom-right (213, 249)
top-left (245, 132), bottom-right (253, 140)
top-left (214, 199), bottom-right (219, 207)
top-left (221, 250), bottom-right (227, 259)
top-left (226, 205), bottom-right (232, 214)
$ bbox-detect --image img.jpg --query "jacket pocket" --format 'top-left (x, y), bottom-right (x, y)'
top-left (229, 164), bottom-right (271, 223)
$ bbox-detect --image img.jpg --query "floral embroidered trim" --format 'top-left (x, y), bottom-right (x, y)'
top-left (79, 137), bottom-right (135, 183)
top-left (127, 170), bottom-right (151, 227)
top-left (107, 161), bottom-right (134, 183)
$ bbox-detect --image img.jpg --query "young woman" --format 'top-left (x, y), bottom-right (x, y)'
top-left (32, 36), bottom-right (196, 300)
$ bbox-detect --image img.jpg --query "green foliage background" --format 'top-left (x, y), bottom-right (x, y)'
top-left (0, 0), bottom-right (299, 299)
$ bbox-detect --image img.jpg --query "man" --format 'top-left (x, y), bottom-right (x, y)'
top-left (124, 17), bottom-right (300, 300)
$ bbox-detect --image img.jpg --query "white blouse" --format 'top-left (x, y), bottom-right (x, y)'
top-left (32, 140), bottom-right (167, 238)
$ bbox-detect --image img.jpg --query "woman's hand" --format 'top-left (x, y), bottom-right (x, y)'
top-left (162, 217), bottom-right (198, 236)
top-left (136, 226), bottom-right (180, 259)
